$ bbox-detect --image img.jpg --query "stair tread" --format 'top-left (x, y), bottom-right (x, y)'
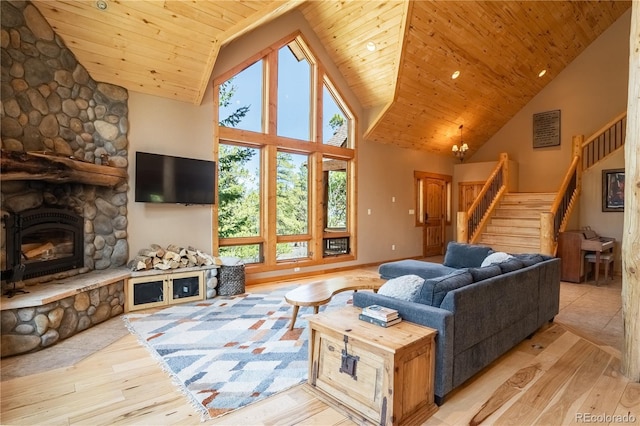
top-left (484, 244), bottom-right (542, 254)
top-left (482, 233), bottom-right (540, 240)
top-left (473, 191), bottom-right (554, 254)
top-left (489, 220), bottom-right (540, 229)
top-left (486, 226), bottom-right (539, 235)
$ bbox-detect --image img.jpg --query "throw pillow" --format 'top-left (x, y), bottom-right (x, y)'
top-left (480, 251), bottom-right (514, 267)
top-left (443, 242), bottom-right (493, 269)
top-left (467, 264), bottom-right (502, 282)
top-left (498, 258), bottom-right (525, 273)
top-left (513, 253), bottom-right (545, 267)
top-left (415, 269), bottom-right (474, 307)
top-left (377, 275), bottom-right (425, 302)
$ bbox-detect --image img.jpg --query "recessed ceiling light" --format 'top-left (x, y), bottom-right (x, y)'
top-left (538, 69), bottom-right (547, 77)
top-left (96, 0), bottom-right (108, 10)
top-left (451, 70), bottom-right (460, 79)
top-left (366, 42), bottom-right (376, 52)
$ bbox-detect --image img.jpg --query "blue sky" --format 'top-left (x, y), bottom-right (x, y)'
top-left (218, 46), bottom-right (345, 143)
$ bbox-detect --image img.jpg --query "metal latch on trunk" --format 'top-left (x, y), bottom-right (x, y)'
top-left (339, 335), bottom-right (359, 380)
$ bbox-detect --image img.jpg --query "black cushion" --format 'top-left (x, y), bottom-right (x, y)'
top-left (513, 253), bottom-right (545, 267)
top-left (443, 242), bottom-right (492, 269)
top-left (468, 264), bottom-right (502, 282)
top-left (498, 258), bottom-right (525, 273)
top-left (416, 270), bottom-right (474, 307)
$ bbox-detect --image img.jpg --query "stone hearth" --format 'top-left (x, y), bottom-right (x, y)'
top-left (0, 269), bottom-right (128, 357)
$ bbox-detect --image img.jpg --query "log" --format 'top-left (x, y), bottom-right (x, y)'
top-left (621, 2), bottom-right (640, 382)
top-left (0, 150), bottom-right (127, 187)
top-left (166, 244), bottom-right (182, 254)
top-left (24, 242), bottom-right (54, 259)
top-left (129, 244), bottom-right (220, 272)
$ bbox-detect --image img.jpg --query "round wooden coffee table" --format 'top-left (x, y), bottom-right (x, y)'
top-left (284, 276), bottom-right (385, 330)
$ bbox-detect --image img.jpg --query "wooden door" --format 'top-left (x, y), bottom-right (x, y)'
top-left (422, 178), bottom-right (446, 256)
top-left (459, 182), bottom-right (485, 212)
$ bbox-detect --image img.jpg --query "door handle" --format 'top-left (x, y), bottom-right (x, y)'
top-left (424, 213), bottom-right (429, 221)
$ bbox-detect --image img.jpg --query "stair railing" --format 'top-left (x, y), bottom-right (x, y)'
top-left (541, 111), bottom-right (626, 255)
top-left (581, 112), bottom-right (627, 171)
top-left (540, 155), bottom-right (580, 255)
top-left (457, 153), bottom-right (509, 243)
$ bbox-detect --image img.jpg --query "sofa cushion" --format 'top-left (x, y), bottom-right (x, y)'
top-left (498, 258), bottom-right (525, 273)
top-left (443, 242), bottom-right (493, 269)
top-left (378, 259), bottom-right (458, 280)
top-left (467, 264), bottom-right (502, 282)
top-left (513, 253), bottom-right (545, 267)
top-left (377, 275), bottom-right (425, 301)
top-left (416, 269), bottom-right (474, 307)
top-left (480, 251), bottom-right (514, 267)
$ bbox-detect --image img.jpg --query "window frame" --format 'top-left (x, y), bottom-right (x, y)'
top-left (213, 31), bottom-right (357, 273)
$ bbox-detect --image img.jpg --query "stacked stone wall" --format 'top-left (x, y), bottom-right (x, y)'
top-left (0, 1), bottom-right (129, 285)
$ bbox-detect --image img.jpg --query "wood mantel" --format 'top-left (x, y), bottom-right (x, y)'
top-left (0, 150), bottom-right (127, 187)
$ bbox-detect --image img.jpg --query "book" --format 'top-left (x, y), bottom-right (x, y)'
top-left (362, 310), bottom-right (399, 322)
top-left (359, 313), bottom-right (402, 328)
top-left (362, 304), bottom-right (399, 321)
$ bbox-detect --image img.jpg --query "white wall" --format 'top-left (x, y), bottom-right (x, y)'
top-left (127, 88), bottom-right (215, 256)
top-left (357, 142), bottom-right (453, 264)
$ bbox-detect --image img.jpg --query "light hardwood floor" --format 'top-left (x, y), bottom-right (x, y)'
top-left (1, 268), bottom-right (639, 425)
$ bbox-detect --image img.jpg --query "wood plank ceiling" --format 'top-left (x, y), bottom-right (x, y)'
top-left (31, 0), bottom-right (630, 155)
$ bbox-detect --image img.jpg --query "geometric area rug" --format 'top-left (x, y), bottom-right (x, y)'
top-left (122, 285), bottom-right (353, 421)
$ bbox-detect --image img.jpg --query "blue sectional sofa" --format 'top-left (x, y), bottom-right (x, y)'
top-left (353, 242), bottom-right (561, 405)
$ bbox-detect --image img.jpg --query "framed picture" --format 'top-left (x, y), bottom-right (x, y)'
top-left (602, 168), bottom-right (624, 212)
top-left (533, 109), bottom-right (561, 148)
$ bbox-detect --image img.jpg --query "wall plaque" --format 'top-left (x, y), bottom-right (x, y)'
top-left (533, 109), bottom-right (561, 148)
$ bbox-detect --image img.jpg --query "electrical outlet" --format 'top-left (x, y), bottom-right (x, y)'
top-left (294, 267), bottom-right (301, 272)
top-left (409, 209), bottom-right (415, 215)
top-left (367, 208), bottom-right (372, 215)
top-left (391, 244), bottom-right (396, 251)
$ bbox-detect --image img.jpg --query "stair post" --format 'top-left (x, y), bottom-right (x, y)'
top-left (572, 134), bottom-right (584, 197)
top-left (456, 211), bottom-right (468, 243)
top-left (540, 212), bottom-right (554, 256)
top-left (500, 153), bottom-right (510, 191)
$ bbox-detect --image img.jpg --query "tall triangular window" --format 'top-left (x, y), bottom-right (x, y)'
top-left (214, 32), bottom-right (356, 270)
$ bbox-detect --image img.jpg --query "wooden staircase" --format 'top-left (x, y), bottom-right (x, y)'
top-left (478, 192), bottom-right (556, 254)
top-left (458, 112), bottom-right (626, 255)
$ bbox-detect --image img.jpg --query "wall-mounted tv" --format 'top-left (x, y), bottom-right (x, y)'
top-left (135, 151), bottom-right (215, 205)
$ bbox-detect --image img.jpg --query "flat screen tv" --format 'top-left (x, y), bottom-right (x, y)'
top-left (135, 151), bottom-right (215, 205)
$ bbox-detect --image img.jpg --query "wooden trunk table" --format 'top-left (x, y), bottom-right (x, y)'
top-left (284, 276), bottom-right (385, 330)
top-left (307, 306), bottom-right (438, 425)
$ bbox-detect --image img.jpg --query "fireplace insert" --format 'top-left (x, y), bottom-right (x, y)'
top-left (2, 207), bottom-right (84, 282)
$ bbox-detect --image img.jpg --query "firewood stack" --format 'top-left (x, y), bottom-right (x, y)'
top-left (128, 244), bottom-right (221, 271)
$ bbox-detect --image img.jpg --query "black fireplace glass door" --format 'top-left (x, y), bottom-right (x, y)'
top-left (21, 228), bottom-right (75, 264)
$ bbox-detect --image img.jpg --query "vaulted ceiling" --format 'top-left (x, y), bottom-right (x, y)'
top-left (32, 1), bottom-right (630, 156)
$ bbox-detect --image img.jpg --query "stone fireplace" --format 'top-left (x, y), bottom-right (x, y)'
top-left (1, 1), bottom-right (130, 288)
top-left (1, 1), bottom-right (131, 356)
